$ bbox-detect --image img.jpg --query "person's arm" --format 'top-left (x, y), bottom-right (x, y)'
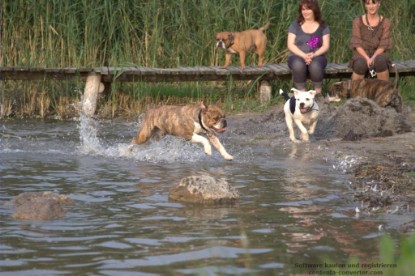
top-left (313, 33), bottom-right (330, 57)
top-left (372, 17), bottom-right (392, 61)
top-left (287, 32), bottom-right (307, 59)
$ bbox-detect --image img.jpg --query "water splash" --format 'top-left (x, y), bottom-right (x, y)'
top-left (78, 113), bottom-right (105, 155)
top-left (332, 154), bottom-right (362, 173)
top-left (77, 114), bottom-right (213, 163)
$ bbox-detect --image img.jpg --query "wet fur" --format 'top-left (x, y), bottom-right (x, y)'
top-left (130, 103), bottom-right (233, 160)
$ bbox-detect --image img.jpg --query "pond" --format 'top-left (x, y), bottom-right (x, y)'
top-left (0, 116), bottom-right (390, 275)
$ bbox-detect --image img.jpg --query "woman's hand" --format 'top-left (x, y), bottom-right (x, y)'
top-left (366, 55), bottom-right (376, 68)
top-left (304, 52), bottom-right (314, 65)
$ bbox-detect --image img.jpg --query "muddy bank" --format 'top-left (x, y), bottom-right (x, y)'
top-left (228, 97), bottom-right (415, 228)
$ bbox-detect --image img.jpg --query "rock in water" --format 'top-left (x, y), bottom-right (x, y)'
top-left (9, 191), bottom-right (74, 220)
top-left (169, 175), bottom-right (239, 204)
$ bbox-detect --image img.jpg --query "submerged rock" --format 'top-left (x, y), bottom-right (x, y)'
top-left (9, 191), bottom-right (74, 220)
top-left (169, 175), bottom-right (239, 204)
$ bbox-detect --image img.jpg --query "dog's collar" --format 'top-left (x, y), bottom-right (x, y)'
top-left (198, 109), bottom-right (211, 133)
top-left (309, 101), bottom-right (319, 112)
top-left (227, 33), bottom-right (235, 48)
top-left (289, 97), bottom-right (319, 114)
top-left (303, 101), bottom-right (319, 113)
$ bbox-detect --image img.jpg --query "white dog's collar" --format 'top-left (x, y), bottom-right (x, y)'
top-left (307, 102), bottom-right (319, 113)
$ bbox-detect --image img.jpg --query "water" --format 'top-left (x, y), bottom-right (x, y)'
top-left (0, 116), bottom-right (388, 275)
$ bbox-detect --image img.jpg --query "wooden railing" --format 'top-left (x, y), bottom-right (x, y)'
top-left (1, 60), bottom-right (414, 83)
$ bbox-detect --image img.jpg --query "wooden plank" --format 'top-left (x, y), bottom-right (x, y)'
top-left (264, 64), bottom-right (283, 75)
top-left (393, 61), bottom-right (413, 73)
top-left (177, 66), bottom-right (199, 75)
top-left (63, 67), bottom-right (78, 74)
top-left (100, 67), bottom-right (109, 75)
top-left (405, 60), bottom-right (415, 72)
top-left (267, 64), bottom-right (291, 76)
top-left (1, 61), bottom-right (414, 82)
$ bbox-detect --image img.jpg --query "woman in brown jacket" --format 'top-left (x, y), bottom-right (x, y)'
top-left (349, 0), bottom-right (392, 81)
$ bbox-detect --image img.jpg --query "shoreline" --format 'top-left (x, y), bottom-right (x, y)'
top-left (227, 99), bottom-right (415, 232)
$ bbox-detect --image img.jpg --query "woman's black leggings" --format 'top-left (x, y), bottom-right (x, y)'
top-left (288, 55), bottom-right (327, 90)
top-left (351, 54), bottom-right (389, 75)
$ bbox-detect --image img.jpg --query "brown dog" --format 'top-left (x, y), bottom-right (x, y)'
top-left (130, 102), bottom-right (233, 160)
top-left (327, 66), bottom-right (402, 113)
top-left (215, 22), bottom-right (269, 70)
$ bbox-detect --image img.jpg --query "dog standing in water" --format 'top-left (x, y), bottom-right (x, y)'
top-left (280, 88), bottom-right (320, 143)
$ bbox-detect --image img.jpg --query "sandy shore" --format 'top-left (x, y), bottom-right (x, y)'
top-left (227, 97), bottom-right (415, 231)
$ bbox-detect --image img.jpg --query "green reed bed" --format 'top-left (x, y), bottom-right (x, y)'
top-left (1, 0), bottom-right (414, 118)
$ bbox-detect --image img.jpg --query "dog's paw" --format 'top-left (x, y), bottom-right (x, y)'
top-left (224, 154), bottom-right (233, 161)
top-left (204, 148), bottom-right (213, 156)
top-left (301, 133), bottom-right (310, 142)
top-left (290, 137), bottom-right (301, 143)
top-left (127, 144), bottom-right (135, 151)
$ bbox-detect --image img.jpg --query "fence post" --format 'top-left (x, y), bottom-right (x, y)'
top-left (82, 73), bottom-right (104, 117)
top-left (259, 80), bottom-right (272, 104)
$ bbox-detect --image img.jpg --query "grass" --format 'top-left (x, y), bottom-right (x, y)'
top-left (321, 234), bottom-right (415, 276)
top-left (1, 0), bottom-right (415, 118)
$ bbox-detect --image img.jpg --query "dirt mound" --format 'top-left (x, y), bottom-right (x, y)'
top-left (316, 98), bottom-right (412, 140)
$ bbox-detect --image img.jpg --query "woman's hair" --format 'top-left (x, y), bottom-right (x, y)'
top-left (363, 0), bottom-right (380, 4)
top-left (297, 0), bottom-right (325, 25)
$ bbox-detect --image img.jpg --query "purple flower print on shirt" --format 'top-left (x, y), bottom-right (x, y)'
top-left (307, 36), bottom-right (321, 50)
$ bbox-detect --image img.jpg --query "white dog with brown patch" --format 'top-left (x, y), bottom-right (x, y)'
top-left (280, 88), bottom-right (319, 143)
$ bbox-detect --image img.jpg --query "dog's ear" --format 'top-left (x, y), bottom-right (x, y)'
top-left (214, 100), bottom-right (223, 108)
top-left (291, 88), bottom-right (301, 95)
top-left (200, 101), bottom-right (207, 110)
top-left (309, 90), bottom-right (317, 96)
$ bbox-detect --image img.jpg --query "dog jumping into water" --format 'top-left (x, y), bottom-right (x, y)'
top-left (130, 102), bottom-right (233, 160)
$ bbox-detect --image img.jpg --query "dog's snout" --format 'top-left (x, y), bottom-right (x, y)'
top-left (299, 103), bottom-right (305, 109)
top-left (216, 40), bottom-right (225, 48)
top-left (222, 119), bottom-right (227, 128)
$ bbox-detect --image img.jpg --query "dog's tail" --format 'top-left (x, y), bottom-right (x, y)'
top-left (259, 21), bottom-right (270, 32)
top-left (392, 63), bottom-right (399, 90)
top-left (279, 89), bottom-right (290, 101)
top-left (391, 63), bottom-right (403, 113)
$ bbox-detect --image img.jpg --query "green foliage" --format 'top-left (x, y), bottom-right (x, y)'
top-left (1, 0), bottom-right (414, 67)
top-left (1, 0), bottom-right (414, 116)
top-left (323, 234), bottom-right (415, 276)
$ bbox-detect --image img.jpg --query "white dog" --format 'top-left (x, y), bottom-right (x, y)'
top-left (280, 88), bottom-right (319, 143)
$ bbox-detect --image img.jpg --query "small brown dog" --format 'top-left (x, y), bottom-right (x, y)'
top-left (215, 22), bottom-right (269, 70)
top-left (130, 102), bottom-right (233, 160)
top-left (328, 66), bottom-right (402, 113)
